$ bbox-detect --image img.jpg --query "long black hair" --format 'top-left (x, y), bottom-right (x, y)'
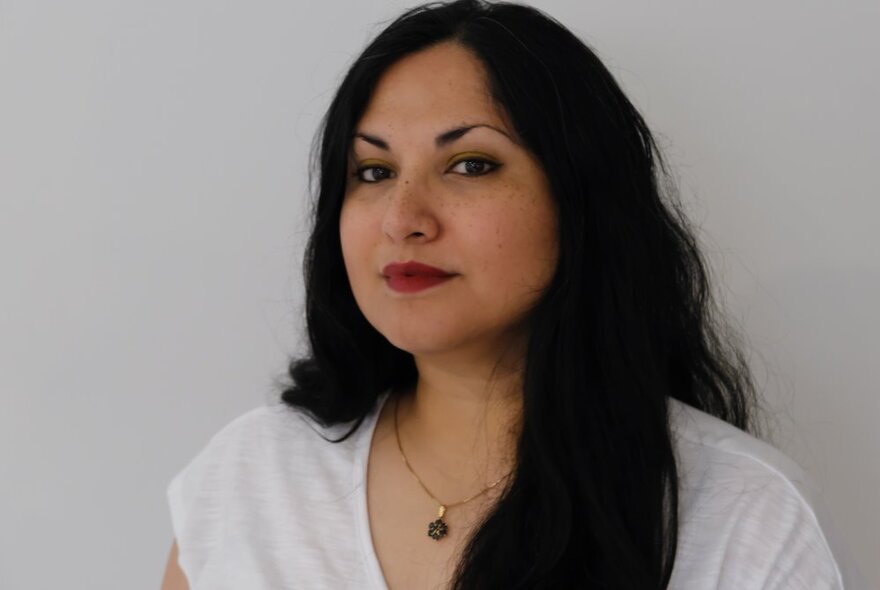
top-left (280, 1), bottom-right (760, 587)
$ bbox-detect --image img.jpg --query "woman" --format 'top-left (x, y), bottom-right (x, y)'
top-left (162, 1), bottom-right (865, 588)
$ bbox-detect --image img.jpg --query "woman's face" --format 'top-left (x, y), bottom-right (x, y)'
top-left (340, 42), bottom-right (559, 361)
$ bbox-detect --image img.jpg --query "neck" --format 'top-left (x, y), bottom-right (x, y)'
top-left (394, 347), bottom-right (524, 496)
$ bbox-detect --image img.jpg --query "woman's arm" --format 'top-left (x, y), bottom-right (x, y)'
top-left (159, 540), bottom-right (189, 590)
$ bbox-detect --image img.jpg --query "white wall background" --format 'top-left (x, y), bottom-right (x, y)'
top-left (1, 0), bottom-right (876, 587)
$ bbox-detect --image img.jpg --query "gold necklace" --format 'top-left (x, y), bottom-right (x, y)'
top-left (393, 395), bottom-right (511, 541)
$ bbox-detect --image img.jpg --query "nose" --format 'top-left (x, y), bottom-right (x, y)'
top-left (381, 176), bottom-right (440, 243)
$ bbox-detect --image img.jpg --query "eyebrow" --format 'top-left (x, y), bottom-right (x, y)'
top-left (352, 123), bottom-right (515, 151)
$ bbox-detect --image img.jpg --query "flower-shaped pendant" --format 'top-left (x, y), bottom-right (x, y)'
top-left (427, 505), bottom-right (449, 541)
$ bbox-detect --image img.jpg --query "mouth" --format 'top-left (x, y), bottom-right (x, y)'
top-left (382, 261), bottom-right (457, 294)
top-left (382, 261), bottom-right (454, 277)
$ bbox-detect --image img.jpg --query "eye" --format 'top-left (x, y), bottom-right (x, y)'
top-left (448, 157), bottom-right (501, 177)
top-left (353, 166), bottom-right (395, 183)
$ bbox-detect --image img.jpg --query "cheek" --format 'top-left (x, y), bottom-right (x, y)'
top-left (339, 202), bottom-right (373, 284)
top-left (469, 195), bottom-right (558, 287)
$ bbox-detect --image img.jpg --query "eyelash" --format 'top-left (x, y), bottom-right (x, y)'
top-left (352, 157), bottom-right (501, 184)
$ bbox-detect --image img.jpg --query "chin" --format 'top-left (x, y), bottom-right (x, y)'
top-left (379, 329), bottom-right (466, 357)
top-left (382, 335), bottom-right (448, 356)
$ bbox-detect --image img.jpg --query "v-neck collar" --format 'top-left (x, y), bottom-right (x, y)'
top-left (354, 389), bottom-right (393, 590)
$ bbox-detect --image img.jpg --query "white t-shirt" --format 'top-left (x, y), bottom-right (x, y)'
top-left (166, 390), bottom-right (868, 589)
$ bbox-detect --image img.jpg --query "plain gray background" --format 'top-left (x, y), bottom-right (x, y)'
top-left (1, 0), bottom-right (877, 588)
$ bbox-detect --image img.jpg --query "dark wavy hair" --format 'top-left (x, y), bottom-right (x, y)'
top-left (279, 1), bottom-right (761, 587)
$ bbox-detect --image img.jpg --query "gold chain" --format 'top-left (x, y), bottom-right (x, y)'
top-left (393, 394), bottom-right (511, 540)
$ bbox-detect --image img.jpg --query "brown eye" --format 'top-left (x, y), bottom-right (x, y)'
top-left (355, 166), bottom-right (395, 183)
top-left (449, 158), bottom-right (500, 176)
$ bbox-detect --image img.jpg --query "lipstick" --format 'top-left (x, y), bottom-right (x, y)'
top-left (382, 261), bottom-right (456, 294)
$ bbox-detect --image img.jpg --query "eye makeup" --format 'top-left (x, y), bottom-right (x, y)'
top-left (446, 151), bottom-right (502, 174)
top-left (351, 158), bottom-right (396, 183)
top-left (350, 151), bottom-right (503, 184)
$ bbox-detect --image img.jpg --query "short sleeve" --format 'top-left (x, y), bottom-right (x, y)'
top-left (755, 484), bottom-right (871, 590)
top-left (719, 476), bottom-right (844, 589)
top-left (166, 408), bottom-right (264, 586)
top-left (669, 401), bottom-right (870, 590)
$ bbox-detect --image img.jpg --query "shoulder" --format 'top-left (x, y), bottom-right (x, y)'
top-left (168, 402), bottom-right (367, 495)
top-left (165, 401), bottom-right (376, 587)
top-left (666, 398), bottom-right (864, 589)
top-left (668, 397), bottom-right (811, 495)
top-left (188, 403), bottom-right (358, 455)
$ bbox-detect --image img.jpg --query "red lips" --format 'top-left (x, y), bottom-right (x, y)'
top-left (382, 261), bottom-right (456, 293)
top-left (382, 261), bottom-right (453, 277)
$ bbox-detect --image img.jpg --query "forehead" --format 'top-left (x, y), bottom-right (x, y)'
top-left (356, 42), bottom-right (509, 137)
